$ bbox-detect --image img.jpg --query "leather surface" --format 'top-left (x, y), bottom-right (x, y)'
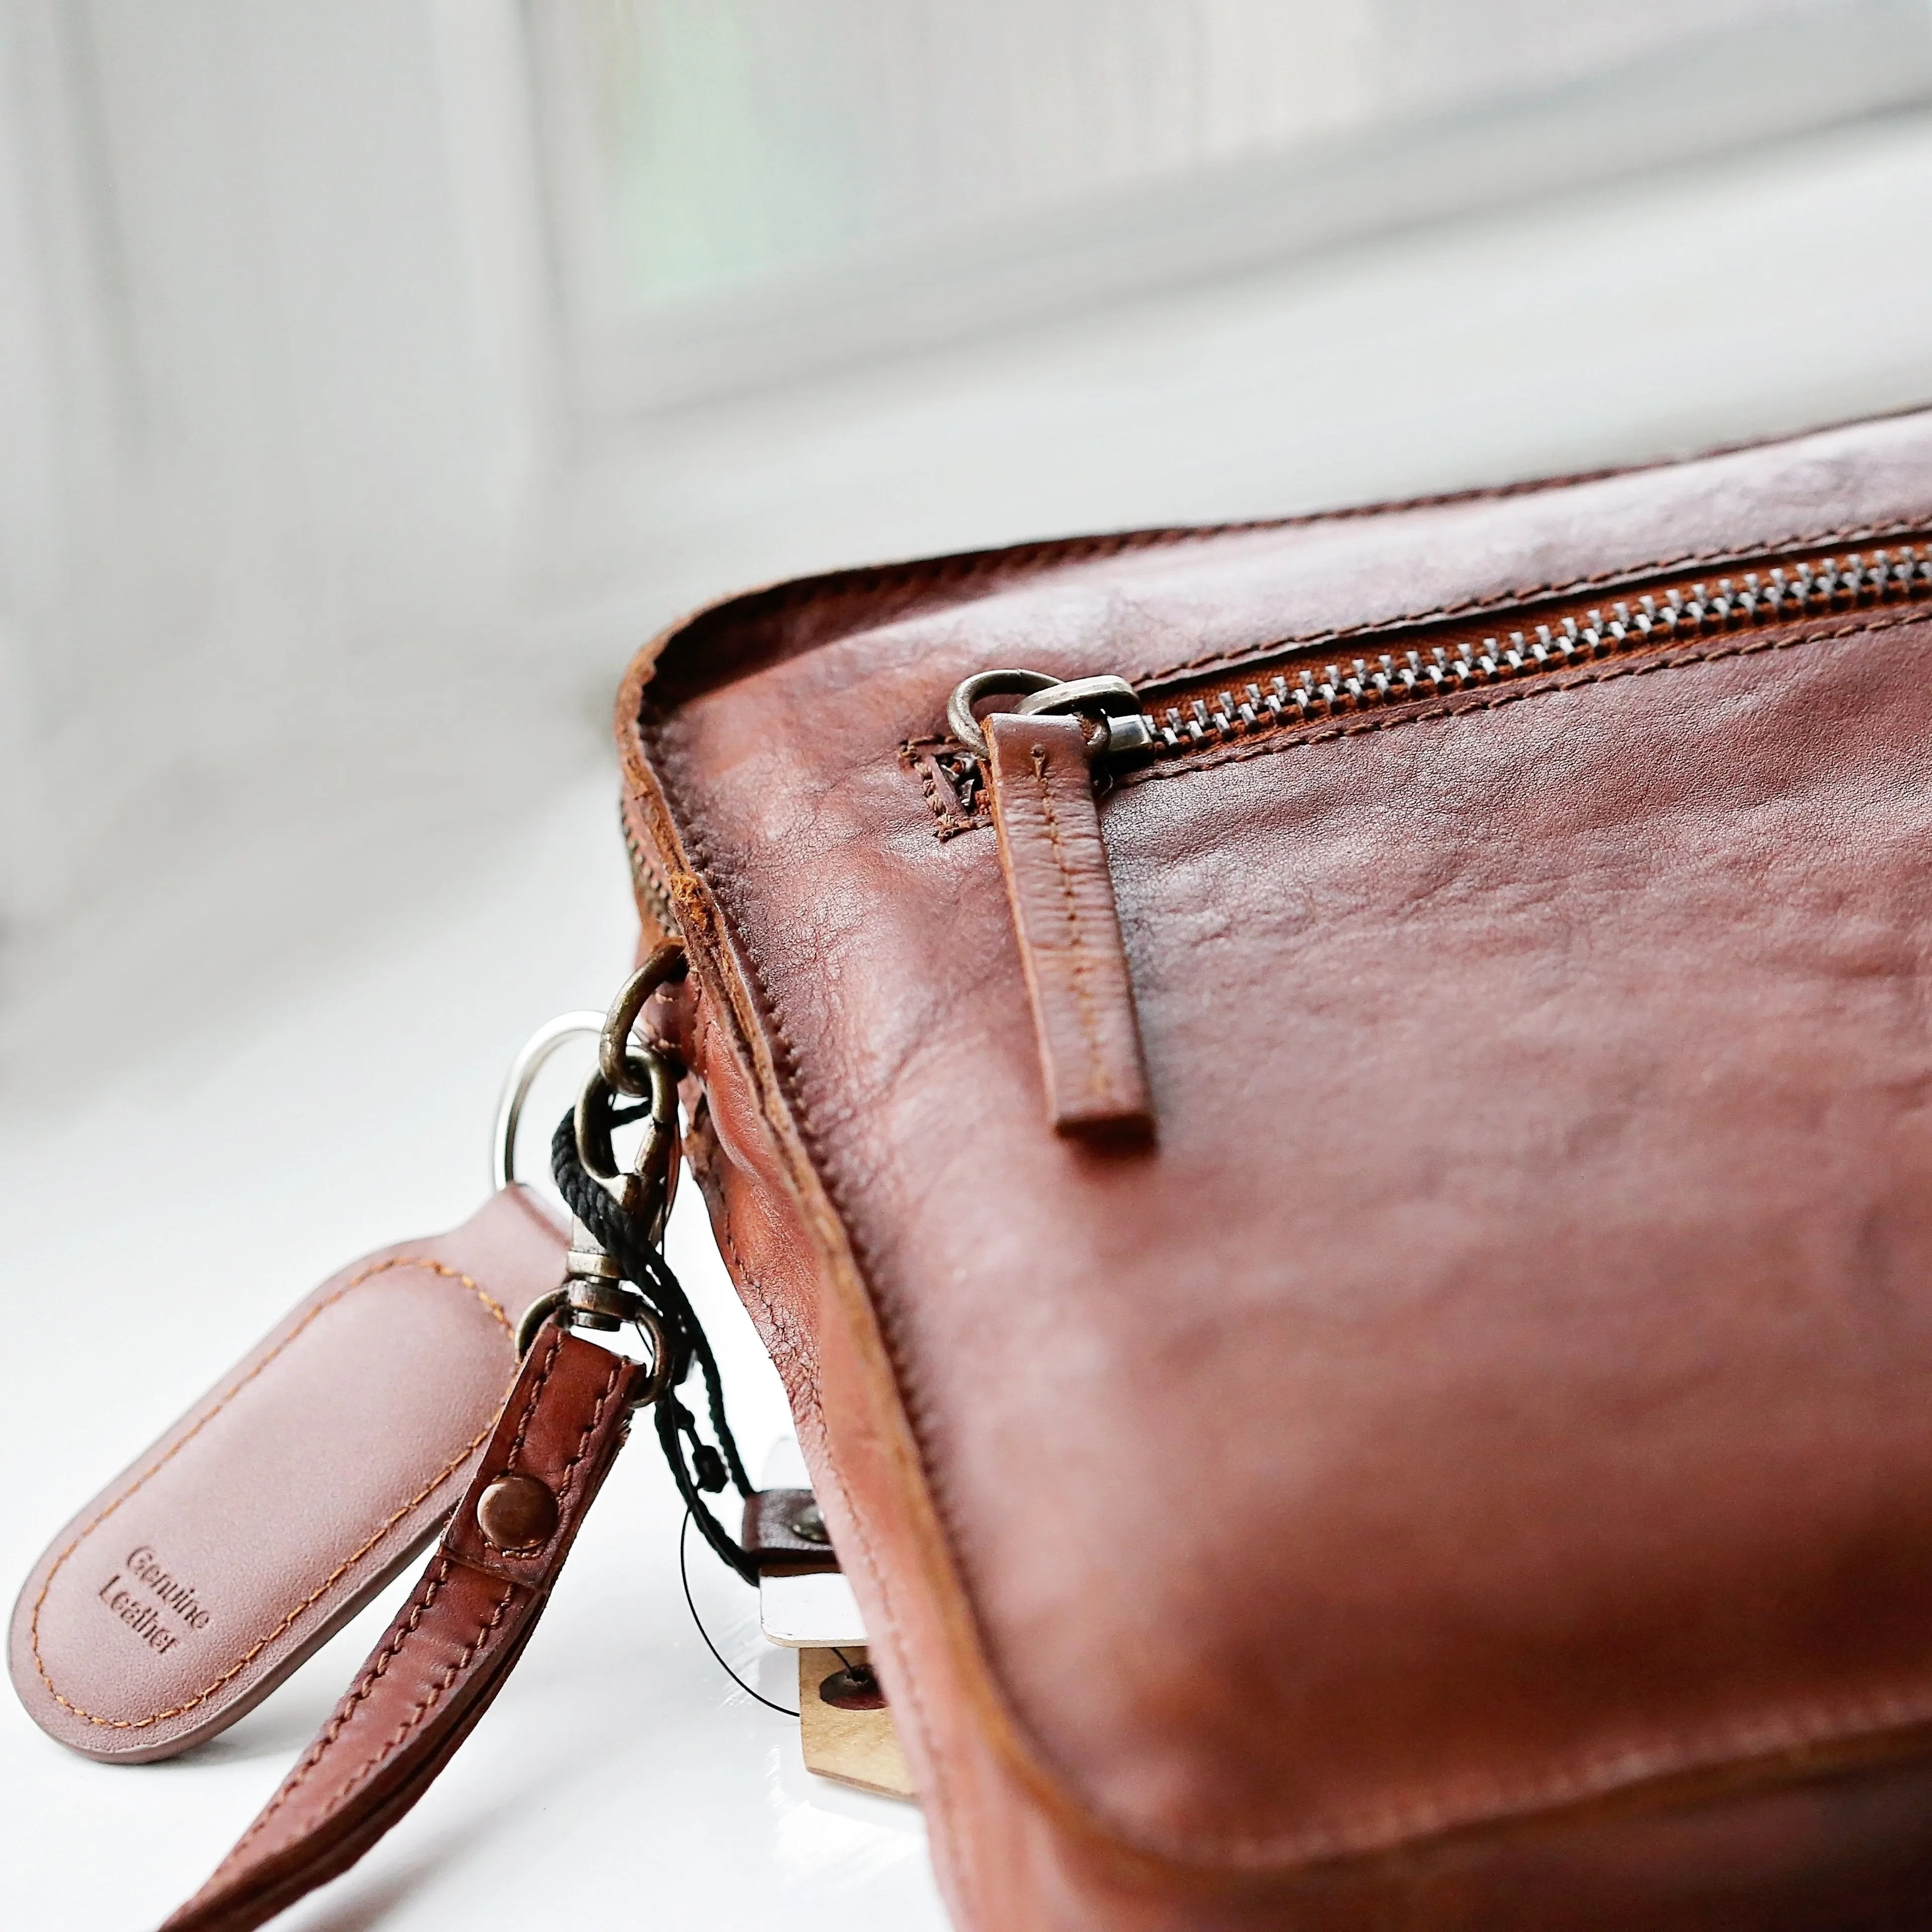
top-left (985, 712), bottom-right (1154, 1135)
top-left (10, 1187), bottom-right (564, 1763)
top-left (160, 1321), bottom-right (651, 1932)
top-left (619, 408), bottom-right (1932, 1926)
top-left (742, 1488), bottom-right (843, 1571)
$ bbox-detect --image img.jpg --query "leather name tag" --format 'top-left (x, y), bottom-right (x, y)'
top-left (8, 1186), bottom-right (565, 1762)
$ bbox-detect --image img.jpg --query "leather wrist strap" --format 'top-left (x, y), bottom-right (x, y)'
top-left (160, 1321), bottom-right (654, 1932)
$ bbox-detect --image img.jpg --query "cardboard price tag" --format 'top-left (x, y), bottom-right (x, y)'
top-left (797, 1646), bottom-right (914, 1800)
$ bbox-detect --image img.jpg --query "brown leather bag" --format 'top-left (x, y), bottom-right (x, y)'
top-left (150, 405), bottom-right (1932, 1926)
top-left (611, 405), bottom-right (1932, 1929)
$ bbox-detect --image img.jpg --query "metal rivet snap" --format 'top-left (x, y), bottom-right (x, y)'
top-left (791, 1499), bottom-right (830, 1545)
top-left (476, 1474), bottom-right (558, 1552)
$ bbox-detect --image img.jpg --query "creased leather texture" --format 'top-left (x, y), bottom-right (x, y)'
top-left (9, 1187), bottom-right (564, 1763)
top-left (985, 711), bottom-right (1154, 1135)
top-left (619, 408), bottom-right (1932, 1928)
top-left (160, 1321), bottom-right (650, 1932)
top-left (742, 1488), bottom-right (842, 1571)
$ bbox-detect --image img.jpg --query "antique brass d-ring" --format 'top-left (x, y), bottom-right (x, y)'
top-left (627, 1306), bottom-right (675, 1410)
top-left (513, 1293), bottom-right (674, 1409)
top-left (574, 1045), bottom-right (680, 1242)
top-left (515, 1288), bottom-right (568, 1358)
top-left (599, 941), bottom-right (688, 1097)
top-left (945, 669), bottom-right (1059, 761)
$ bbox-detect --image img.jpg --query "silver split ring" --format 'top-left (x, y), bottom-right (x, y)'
top-left (492, 1013), bottom-right (607, 1193)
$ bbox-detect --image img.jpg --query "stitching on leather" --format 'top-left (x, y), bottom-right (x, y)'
top-left (1027, 741), bottom-right (1106, 1102)
top-left (902, 740), bottom-right (990, 843)
top-left (906, 742), bottom-right (954, 835)
top-left (907, 524), bottom-right (1932, 838)
top-left (1135, 514), bottom-right (1932, 687)
top-left (206, 1347), bottom-right (602, 1892)
top-left (503, 1330), bottom-right (562, 1476)
top-left (923, 605), bottom-right (1932, 833)
top-left (686, 1086), bottom-right (818, 1391)
top-left (320, 1577), bottom-right (518, 1821)
top-left (1118, 608), bottom-right (1932, 791)
top-left (210, 1556), bottom-right (455, 1877)
top-left (210, 1563), bottom-right (519, 1893)
top-left (715, 1209), bottom-right (780, 1338)
top-left (707, 864), bottom-right (971, 1912)
top-left (551, 1356), bottom-right (626, 1511)
top-left (30, 1257), bottom-right (515, 1731)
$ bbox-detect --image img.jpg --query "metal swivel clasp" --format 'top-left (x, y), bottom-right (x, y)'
top-left (493, 942), bottom-right (688, 1402)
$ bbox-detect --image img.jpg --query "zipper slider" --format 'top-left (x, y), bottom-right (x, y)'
top-left (948, 671), bottom-right (1155, 1140)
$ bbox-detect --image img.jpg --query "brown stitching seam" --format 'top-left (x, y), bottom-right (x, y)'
top-left (1029, 744), bottom-right (1107, 1103)
top-left (686, 852), bottom-right (979, 1922)
top-left (1119, 608), bottom-right (1932, 791)
top-left (714, 1204), bottom-right (779, 1334)
top-left (210, 1556), bottom-right (456, 1877)
top-left (926, 610), bottom-right (1932, 818)
top-left (551, 1356), bottom-right (626, 1512)
top-left (502, 1330), bottom-right (562, 1476)
top-left (207, 1566), bottom-right (519, 1893)
top-left (689, 1087), bottom-right (819, 1394)
top-left (31, 1257), bottom-right (514, 1730)
top-left (1131, 515), bottom-right (1932, 686)
top-left (903, 742), bottom-right (990, 843)
top-left (905, 743), bottom-right (952, 834)
top-left (319, 1578), bottom-right (518, 1822)
top-left (197, 1348), bottom-right (597, 1888)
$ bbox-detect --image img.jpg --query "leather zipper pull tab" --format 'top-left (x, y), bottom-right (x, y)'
top-left (983, 709), bottom-right (1154, 1138)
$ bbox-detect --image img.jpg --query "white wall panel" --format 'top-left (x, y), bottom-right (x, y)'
top-left (2, 0), bottom-right (1930, 1090)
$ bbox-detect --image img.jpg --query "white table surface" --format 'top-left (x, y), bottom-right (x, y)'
top-left (0, 772), bottom-right (946, 1932)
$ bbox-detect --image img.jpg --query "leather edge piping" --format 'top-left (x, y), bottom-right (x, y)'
top-left (632, 401), bottom-right (1932, 706)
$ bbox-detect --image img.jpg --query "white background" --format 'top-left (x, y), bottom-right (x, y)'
top-left (4, 5), bottom-right (1932, 1926)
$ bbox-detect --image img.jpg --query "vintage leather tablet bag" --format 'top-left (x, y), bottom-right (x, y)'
top-left (21, 406), bottom-right (1932, 1929)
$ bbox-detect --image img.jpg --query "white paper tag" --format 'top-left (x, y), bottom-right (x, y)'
top-left (759, 1568), bottom-right (867, 1647)
top-left (755, 1436), bottom-right (868, 1646)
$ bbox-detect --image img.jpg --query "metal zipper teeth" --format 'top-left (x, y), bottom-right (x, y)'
top-left (620, 803), bottom-right (680, 937)
top-left (1137, 545), bottom-right (1932, 757)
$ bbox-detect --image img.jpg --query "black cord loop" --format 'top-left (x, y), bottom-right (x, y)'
top-left (679, 1511), bottom-right (797, 1717)
top-left (551, 1108), bottom-right (759, 1582)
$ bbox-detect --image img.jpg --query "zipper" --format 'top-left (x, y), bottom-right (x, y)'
top-left (1122, 542), bottom-right (1932, 763)
top-left (948, 539), bottom-right (1932, 1135)
top-left (620, 801), bottom-right (679, 942)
